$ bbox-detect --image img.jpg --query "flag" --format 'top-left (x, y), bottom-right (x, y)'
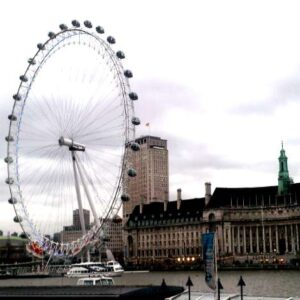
top-left (202, 232), bottom-right (216, 290)
top-left (145, 122), bottom-right (150, 127)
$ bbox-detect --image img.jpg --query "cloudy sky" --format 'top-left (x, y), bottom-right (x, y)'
top-left (1, 0), bottom-right (300, 233)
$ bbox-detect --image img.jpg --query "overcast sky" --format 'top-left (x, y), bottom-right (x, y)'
top-left (1, 0), bottom-right (300, 233)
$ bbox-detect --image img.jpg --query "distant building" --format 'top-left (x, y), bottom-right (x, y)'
top-left (73, 209), bottom-right (90, 230)
top-left (98, 216), bottom-right (123, 261)
top-left (123, 135), bottom-right (169, 219)
top-left (0, 236), bottom-right (30, 264)
top-left (55, 209), bottom-right (90, 243)
top-left (124, 144), bottom-right (300, 266)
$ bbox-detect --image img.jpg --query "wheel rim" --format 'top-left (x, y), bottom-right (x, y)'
top-left (5, 20), bottom-right (139, 257)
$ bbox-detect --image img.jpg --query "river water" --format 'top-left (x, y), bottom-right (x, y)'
top-left (0, 270), bottom-right (299, 298)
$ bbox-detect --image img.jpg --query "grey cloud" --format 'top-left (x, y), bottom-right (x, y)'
top-left (232, 71), bottom-right (300, 115)
top-left (168, 135), bottom-right (242, 173)
top-left (167, 134), bottom-right (277, 177)
top-left (135, 78), bottom-right (201, 123)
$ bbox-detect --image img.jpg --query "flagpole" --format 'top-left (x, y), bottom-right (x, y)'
top-left (214, 232), bottom-right (218, 300)
top-left (145, 122), bottom-right (150, 135)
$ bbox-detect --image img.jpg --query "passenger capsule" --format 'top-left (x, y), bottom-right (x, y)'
top-left (96, 26), bottom-right (104, 34)
top-left (5, 177), bottom-right (14, 185)
top-left (8, 197), bottom-right (17, 204)
top-left (84, 20), bottom-right (92, 28)
top-left (116, 51), bottom-right (125, 59)
top-left (5, 135), bottom-right (14, 142)
top-left (13, 216), bottom-right (22, 223)
top-left (129, 92), bottom-right (138, 100)
top-left (59, 24), bottom-right (68, 31)
top-left (121, 194), bottom-right (130, 202)
top-left (124, 70), bottom-right (133, 78)
top-left (8, 114), bottom-right (17, 121)
top-left (28, 58), bottom-right (36, 65)
top-left (101, 236), bottom-right (110, 242)
top-left (71, 20), bottom-right (80, 27)
top-left (13, 94), bottom-right (21, 101)
top-left (37, 43), bottom-right (45, 50)
top-left (19, 75), bottom-right (28, 82)
top-left (131, 117), bottom-right (140, 126)
top-left (107, 36), bottom-right (116, 44)
top-left (127, 168), bottom-right (137, 177)
top-left (4, 157), bottom-right (13, 164)
top-left (48, 32), bottom-right (56, 39)
top-left (130, 142), bottom-right (140, 151)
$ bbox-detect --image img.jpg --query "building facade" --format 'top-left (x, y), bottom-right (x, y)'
top-left (73, 209), bottom-right (90, 230)
top-left (123, 136), bottom-right (169, 219)
top-left (0, 236), bottom-right (30, 264)
top-left (124, 146), bottom-right (300, 265)
top-left (55, 209), bottom-right (91, 244)
top-left (124, 189), bottom-right (204, 266)
top-left (98, 216), bottom-right (123, 261)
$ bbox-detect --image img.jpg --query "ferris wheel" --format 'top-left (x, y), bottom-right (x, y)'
top-left (5, 20), bottom-right (140, 258)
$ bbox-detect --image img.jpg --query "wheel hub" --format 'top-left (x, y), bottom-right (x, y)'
top-left (58, 136), bottom-right (85, 151)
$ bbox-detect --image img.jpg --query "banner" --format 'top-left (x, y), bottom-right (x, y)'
top-left (202, 232), bottom-right (216, 290)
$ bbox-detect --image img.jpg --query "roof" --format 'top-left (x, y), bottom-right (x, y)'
top-left (127, 198), bottom-right (205, 225)
top-left (206, 183), bottom-right (300, 209)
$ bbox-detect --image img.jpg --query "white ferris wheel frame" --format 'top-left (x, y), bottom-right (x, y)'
top-left (5, 20), bottom-right (139, 258)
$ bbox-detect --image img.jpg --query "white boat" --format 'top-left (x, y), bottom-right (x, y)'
top-left (77, 276), bottom-right (115, 286)
top-left (71, 262), bottom-right (107, 272)
top-left (68, 260), bottom-right (124, 277)
top-left (65, 266), bottom-right (101, 278)
top-left (104, 260), bottom-right (124, 277)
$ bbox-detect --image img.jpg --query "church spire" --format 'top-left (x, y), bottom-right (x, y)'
top-left (278, 142), bottom-right (291, 195)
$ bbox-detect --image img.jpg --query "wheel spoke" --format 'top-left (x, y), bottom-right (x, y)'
top-left (6, 21), bottom-right (138, 258)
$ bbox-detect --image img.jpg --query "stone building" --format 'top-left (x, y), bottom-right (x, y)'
top-left (124, 145), bottom-right (300, 265)
top-left (124, 188), bottom-right (205, 265)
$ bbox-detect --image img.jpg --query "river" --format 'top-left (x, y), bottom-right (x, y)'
top-left (0, 270), bottom-right (299, 298)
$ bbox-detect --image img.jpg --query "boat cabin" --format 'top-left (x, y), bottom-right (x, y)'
top-left (77, 277), bottom-right (115, 286)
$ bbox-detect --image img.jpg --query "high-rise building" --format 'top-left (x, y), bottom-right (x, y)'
top-left (123, 135), bottom-right (169, 218)
top-left (98, 216), bottom-right (123, 261)
top-left (73, 209), bottom-right (90, 230)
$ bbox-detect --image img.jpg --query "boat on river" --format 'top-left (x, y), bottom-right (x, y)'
top-left (77, 276), bottom-right (114, 286)
top-left (66, 260), bottom-right (124, 277)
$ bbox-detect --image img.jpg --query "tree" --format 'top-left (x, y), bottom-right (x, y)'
top-left (0, 230), bottom-right (3, 236)
top-left (19, 232), bottom-right (28, 239)
top-left (11, 232), bottom-right (18, 237)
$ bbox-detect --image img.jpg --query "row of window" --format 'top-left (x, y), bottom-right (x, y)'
top-left (137, 247), bottom-right (200, 257)
top-left (139, 239), bottom-right (200, 247)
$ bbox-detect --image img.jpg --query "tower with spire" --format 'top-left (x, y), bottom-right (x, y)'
top-left (278, 142), bottom-right (293, 195)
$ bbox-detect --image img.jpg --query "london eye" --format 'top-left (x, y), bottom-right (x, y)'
top-left (5, 20), bottom-right (140, 258)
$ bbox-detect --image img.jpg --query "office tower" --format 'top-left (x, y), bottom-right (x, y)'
top-left (123, 135), bottom-right (169, 218)
top-left (73, 208), bottom-right (90, 230)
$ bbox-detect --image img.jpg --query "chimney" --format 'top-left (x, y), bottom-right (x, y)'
top-left (177, 188), bottom-right (182, 210)
top-left (140, 196), bottom-right (144, 214)
top-left (205, 182), bottom-right (211, 205)
top-left (164, 199), bottom-right (168, 212)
